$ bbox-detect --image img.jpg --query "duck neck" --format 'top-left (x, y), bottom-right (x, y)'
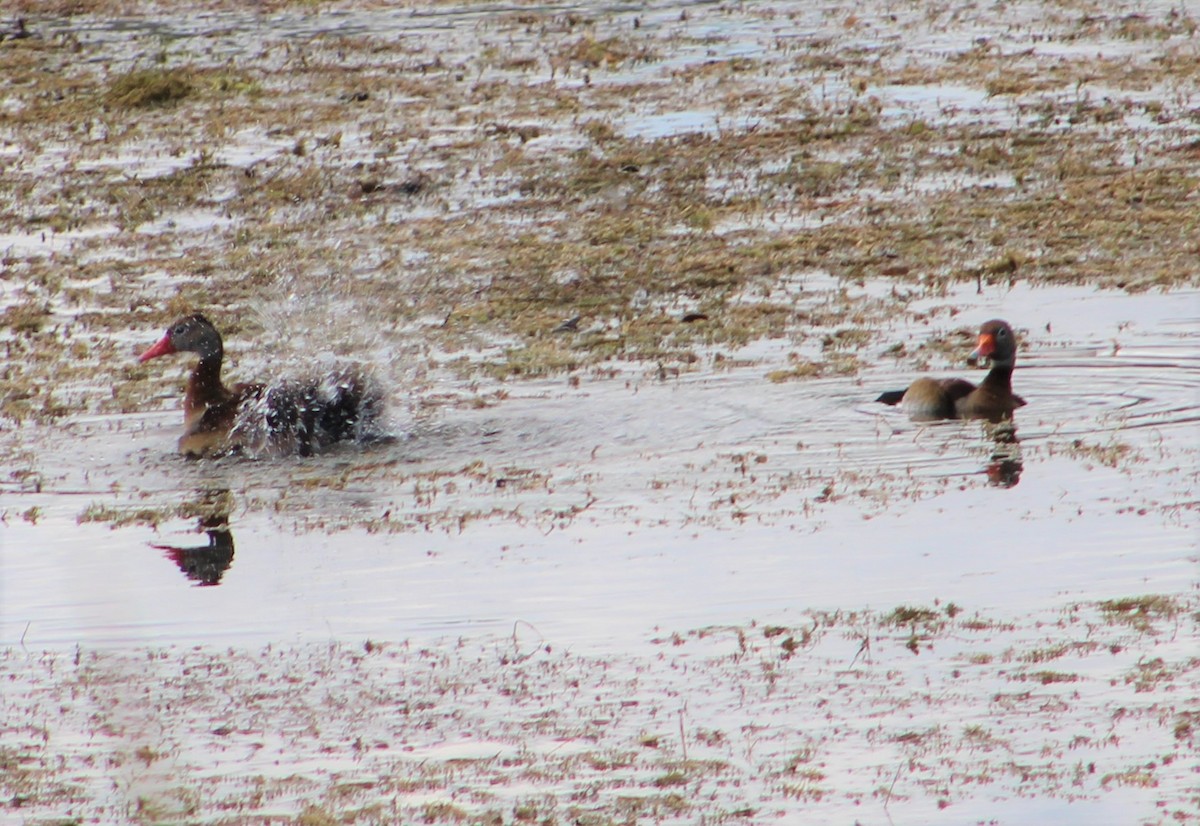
top-left (981, 360), bottom-right (1014, 394)
top-left (185, 349), bottom-right (229, 421)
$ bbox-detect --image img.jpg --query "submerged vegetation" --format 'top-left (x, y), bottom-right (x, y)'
top-left (2, 598), bottom-right (1196, 824)
top-left (1, 0), bottom-right (1198, 416)
top-left (105, 67), bottom-right (193, 108)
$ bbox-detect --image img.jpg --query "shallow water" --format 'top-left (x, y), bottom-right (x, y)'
top-left (2, 3), bottom-right (1199, 821)
top-left (4, 284), bottom-right (1197, 652)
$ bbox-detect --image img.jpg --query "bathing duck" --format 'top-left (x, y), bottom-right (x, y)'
top-left (876, 319), bottom-right (1025, 422)
top-left (138, 313), bottom-right (385, 457)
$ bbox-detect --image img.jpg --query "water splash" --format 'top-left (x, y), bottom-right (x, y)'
top-left (227, 364), bottom-right (393, 458)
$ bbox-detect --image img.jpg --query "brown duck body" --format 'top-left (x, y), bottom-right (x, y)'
top-left (140, 314), bottom-right (384, 458)
top-left (876, 319), bottom-right (1025, 423)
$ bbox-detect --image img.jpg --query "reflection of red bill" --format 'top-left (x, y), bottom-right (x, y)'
top-left (986, 459), bottom-right (1021, 488)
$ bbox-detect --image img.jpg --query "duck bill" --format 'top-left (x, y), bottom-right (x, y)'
top-left (967, 332), bottom-right (995, 368)
top-left (139, 333), bottom-right (176, 362)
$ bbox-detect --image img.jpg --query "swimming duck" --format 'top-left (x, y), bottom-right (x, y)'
top-left (138, 313), bottom-right (385, 457)
top-left (876, 319), bottom-right (1025, 422)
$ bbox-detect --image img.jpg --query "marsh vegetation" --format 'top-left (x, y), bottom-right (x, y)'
top-left (1, 1), bottom-right (1197, 823)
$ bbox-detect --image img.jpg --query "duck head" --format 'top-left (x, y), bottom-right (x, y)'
top-left (967, 319), bottom-right (1017, 369)
top-left (140, 314), bottom-right (223, 362)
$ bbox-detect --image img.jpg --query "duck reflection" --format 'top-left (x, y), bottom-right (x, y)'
top-left (984, 420), bottom-right (1023, 488)
top-left (151, 490), bottom-right (235, 586)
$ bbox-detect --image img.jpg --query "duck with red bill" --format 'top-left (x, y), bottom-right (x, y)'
top-left (875, 319), bottom-right (1025, 422)
top-left (137, 313), bottom-right (385, 457)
